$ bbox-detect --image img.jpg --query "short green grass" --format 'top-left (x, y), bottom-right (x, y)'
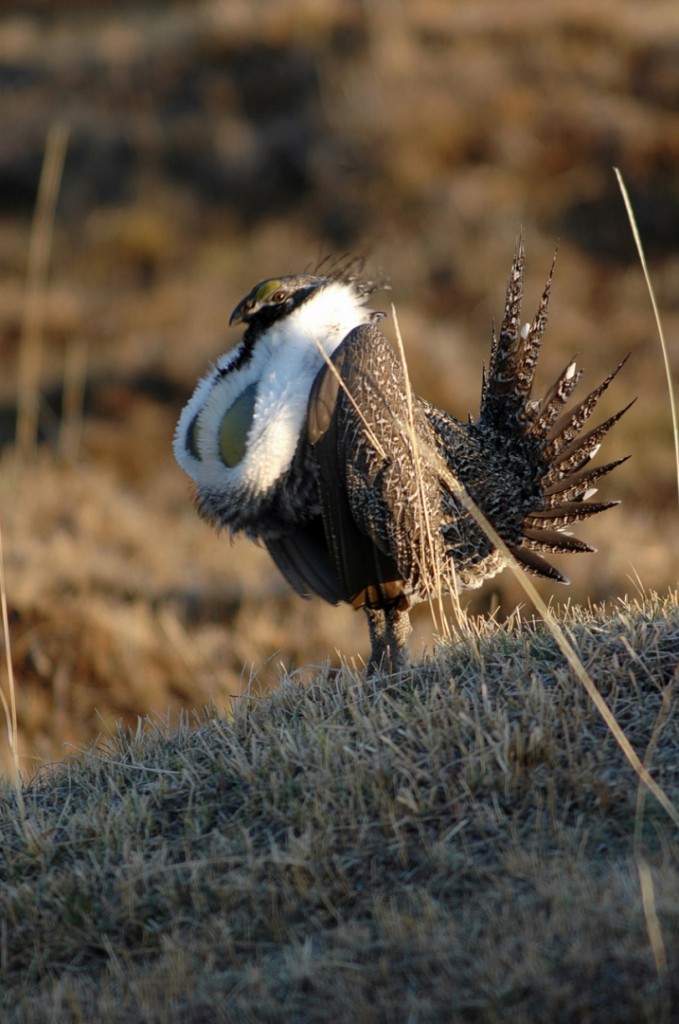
top-left (1, 592), bottom-right (678, 1023)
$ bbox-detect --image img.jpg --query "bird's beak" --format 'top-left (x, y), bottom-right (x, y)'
top-left (229, 301), bottom-right (247, 327)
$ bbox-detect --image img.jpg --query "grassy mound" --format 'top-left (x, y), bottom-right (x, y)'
top-left (1, 594), bottom-right (678, 1023)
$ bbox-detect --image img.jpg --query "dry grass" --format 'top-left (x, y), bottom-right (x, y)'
top-left (1, 10), bottom-right (678, 1019)
top-left (1, 592), bottom-right (678, 1022)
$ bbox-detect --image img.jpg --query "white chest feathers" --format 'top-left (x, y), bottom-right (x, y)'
top-left (173, 281), bottom-right (372, 512)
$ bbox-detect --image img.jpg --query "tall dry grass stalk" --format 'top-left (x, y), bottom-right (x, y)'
top-left (16, 121), bottom-right (69, 462)
top-left (0, 525), bottom-right (26, 822)
top-left (615, 167), bottom-right (679, 508)
top-left (391, 303), bottom-right (461, 644)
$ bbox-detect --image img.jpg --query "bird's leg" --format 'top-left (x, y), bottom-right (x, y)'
top-left (364, 604), bottom-right (412, 676)
top-left (364, 607), bottom-right (387, 673)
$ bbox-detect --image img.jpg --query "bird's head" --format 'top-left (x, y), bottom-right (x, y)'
top-left (229, 275), bottom-right (327, 331)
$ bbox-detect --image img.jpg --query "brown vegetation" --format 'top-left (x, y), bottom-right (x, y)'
top-left (1, 1), bottom-right (678, 768)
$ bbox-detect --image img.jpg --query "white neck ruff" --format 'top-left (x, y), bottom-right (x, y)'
top-left (174, 281), bottom-right (373, 500)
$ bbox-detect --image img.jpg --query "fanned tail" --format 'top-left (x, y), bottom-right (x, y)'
top-left (480, 235), bottom-right (555, 426)
top-left (478, 238), bottom-right (632, 583)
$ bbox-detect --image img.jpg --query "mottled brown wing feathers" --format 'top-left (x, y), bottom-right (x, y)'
top-left (307, 327), bottom-right (406, 608)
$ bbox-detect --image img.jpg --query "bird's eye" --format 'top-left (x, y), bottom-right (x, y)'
top-left (270, 290), bottom-right (287, 303)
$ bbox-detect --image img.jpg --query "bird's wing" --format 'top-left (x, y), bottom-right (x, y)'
top-left (265, 519), bottom-right (346, 606)
top-left (307, 322), bottom-right (441, 608)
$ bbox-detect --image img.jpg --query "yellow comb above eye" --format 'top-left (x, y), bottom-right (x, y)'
top-left (253, 279), bottom-right (282, 302)
top-left (218, 383), bottom-right (257, 467)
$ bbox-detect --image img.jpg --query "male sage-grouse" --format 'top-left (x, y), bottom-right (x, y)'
top-left (174, 240), bottom-right (630, 672)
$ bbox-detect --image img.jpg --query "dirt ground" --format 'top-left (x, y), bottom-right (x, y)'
top-left (1, 0), bottom-right (678, 771)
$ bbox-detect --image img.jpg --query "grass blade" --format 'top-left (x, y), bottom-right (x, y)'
top-left (614, 166), bottom-right (679, 508)
top-left (16, 121), bottom-right (69, 462)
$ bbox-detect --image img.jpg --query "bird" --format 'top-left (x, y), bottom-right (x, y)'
top-left (174, 240), bottom-right (631, 673)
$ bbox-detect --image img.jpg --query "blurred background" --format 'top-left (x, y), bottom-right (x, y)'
top-left (1, 0), bottom-right (677, 772)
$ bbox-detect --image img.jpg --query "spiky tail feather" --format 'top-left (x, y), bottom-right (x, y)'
top-left (481, 237), bottom-right (633, 583)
